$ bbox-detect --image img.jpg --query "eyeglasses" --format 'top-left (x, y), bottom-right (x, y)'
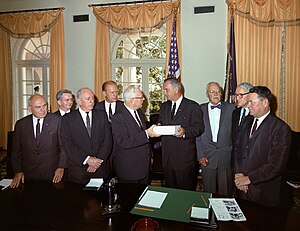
top-left (208, 90), bottom-right (222, 95)
top-left (133, 96), bottom-right (144, 100)
top-left (235, 92), bottom-right (249, 98)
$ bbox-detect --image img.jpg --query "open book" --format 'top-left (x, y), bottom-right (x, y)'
top-left (209, 198), bottom-right (246, 221)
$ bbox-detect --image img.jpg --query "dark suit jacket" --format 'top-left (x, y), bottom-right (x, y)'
top-left (94, 100), bottom-right (124, 119)
top-left (111, 106), bottom-right (150, 181)
top-left (196, 102), bottom-right (235, 169)
top-left (60, 109), bottom-right (112, 184)
top-left (11, 113), bottom-right (67, 181)
top-left (233, 113), bottom-right (292, 207)
top-left (232, 107), bottom-right (242, 143)
top-left (54, 110), bottom-right (61, 116)
top-left (159, 97), bottom-right (204, 170)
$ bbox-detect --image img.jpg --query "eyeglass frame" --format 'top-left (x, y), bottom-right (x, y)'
top-left (235, 92), bottom-right (249, 98)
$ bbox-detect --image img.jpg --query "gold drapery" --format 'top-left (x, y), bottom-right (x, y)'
top-left (0, 8), bottom-right (66, 148)
top-left (91, 0), bottom-right (181, 100)
top-left (226, 0), bottom-right (300, 131)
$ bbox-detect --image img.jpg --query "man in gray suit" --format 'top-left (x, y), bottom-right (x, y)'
top-left (196, 82), bottom-right (235, 196)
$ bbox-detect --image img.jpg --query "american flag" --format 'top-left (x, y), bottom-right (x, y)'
top-left (224, 17), bottom-right (237, 103)
top-left (168, 18), bottom-right (181, 80)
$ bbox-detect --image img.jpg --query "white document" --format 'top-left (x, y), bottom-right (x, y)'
top-left (153, 125), bottom-right (181, 135)
top-left (0, 178), bottom-right (12, 191)
top-left (209, 198), bottom-right (246, 221)
top-left (191, 207), bottom-right (209, 220)
top-left (85, 178), bottom-right (104, 190)
top-left (138, 190), bottom-right (168, 209)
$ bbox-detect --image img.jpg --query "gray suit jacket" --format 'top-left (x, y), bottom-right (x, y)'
top-left (196, 102), bottom-right (235, 169)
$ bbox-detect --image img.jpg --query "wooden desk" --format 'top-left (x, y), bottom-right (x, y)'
top-left (0, 181), bottom-right (299, 230)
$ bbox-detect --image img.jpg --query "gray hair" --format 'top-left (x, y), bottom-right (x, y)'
top-left (237, 82), bottom-right (253, 92)
top-left (123, 85), bottom-right (140, 101)
top-left (164, 78), bottom-right (182, 91)
top-left (206, 82), bottom-right (222, 92)
top-left (77, 87), bottom-right (93, 99)
top-left (56, 89), bottom-right (72, 101)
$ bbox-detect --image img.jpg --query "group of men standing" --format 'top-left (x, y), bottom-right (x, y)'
top-left (10, 78), bottom-right (291, 208)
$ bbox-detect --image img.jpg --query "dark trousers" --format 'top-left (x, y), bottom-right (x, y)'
top-left (164, 162), bottom-right (198, 191)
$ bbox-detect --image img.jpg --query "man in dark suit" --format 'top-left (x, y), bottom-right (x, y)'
top-left (111, 85), bottom-right (159, 184)
top-left (60, 88), bottom-right (112, 184)
top-left (234, 86), bottom-right (292, 207)
top-left (159, 78), bottom-right (204, 190)
top-left (54, 89), bottom-right (74, 116)
top-left (196, 82), bottom-right (235, 196)
top-left (231, 82), bottom-right (253, 142)
top-left (94, 81), bottom-right (123, 121)
top-left (10, 94), bottom-right (67, 188)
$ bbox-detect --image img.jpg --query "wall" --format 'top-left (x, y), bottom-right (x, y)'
top-left (0, 0), bottom-right (228, 104)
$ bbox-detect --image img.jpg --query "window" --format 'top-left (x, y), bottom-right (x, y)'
top-left (14, 32), bottom-right (50, 120)
top-left (111, 28), bottom-right (166, 117)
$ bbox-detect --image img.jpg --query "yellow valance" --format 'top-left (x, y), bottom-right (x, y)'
top-left (91, 1), bottom-right (180, 33)
top-left (227, 0), bottom-right (300, 26)
top-left (0, 9), bottom-right (63, 38)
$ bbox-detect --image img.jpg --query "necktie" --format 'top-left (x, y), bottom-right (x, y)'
top-left (134, 110), bottom-right (144, 130)
top-left (108, 103), bottom-right (113, 122)
top-left (239, 108), bottom-right (246, 126)
top-left (211, 104), bottom-right (222, 110)
top-left (36, 119), bottom-right (41, 145)
top-left (250, 119), bottom-right (258, 137)
top-left (171, 102), bottom-right (176, 120)
top-left (86, 112), bottom-right (91, 137)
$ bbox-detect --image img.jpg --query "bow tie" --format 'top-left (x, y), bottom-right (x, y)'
top-left (211, 104), bottom-right (221, 109)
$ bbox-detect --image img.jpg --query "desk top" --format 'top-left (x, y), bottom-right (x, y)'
top-left (0, 181), bottom-right (298, 231)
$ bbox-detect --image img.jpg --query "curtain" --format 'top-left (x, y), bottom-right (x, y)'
top-left (226, 0), bottom-right (300, 131)
top-left (0, 28), bottom-right (12, 150)
top-left (91, 0), bottom-right (181, 100)
top-left (0, 8), bottom-right (65, 148)
top-left (50, 13), bottom-right (66, 112)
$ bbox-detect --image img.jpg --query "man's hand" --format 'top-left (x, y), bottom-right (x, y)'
top-left (146, 125), bottom-right (161, 138)
top-left (234, 173), bottom-right (251, 193)
top-left (53, 168), bottom-right (64, 183)
top-left (87, 166), bottom-right (98, 173)
top-left (199, 157), bottom-right (209, 167)
top-left (175, 127), bottom-right (185, 138)
top-left (87, 157), bottom-right (103, 169)
top-left (10, 172), bottom-right (25, 188)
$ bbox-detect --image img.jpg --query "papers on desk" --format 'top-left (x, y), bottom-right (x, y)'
top-left (209, 198), bottom-right (246, 221)
top-left (138, 188), bottom-right (168, 209)
top-left (0, 178), bottom-right (12, 191)
top-left (191, 207), bottom-right (209, 220)
top-left (83, 178), bottom-right (104, 191)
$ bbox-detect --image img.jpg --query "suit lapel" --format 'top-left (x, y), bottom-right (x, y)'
top-left (203, 103), bottom-right (213, 140)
